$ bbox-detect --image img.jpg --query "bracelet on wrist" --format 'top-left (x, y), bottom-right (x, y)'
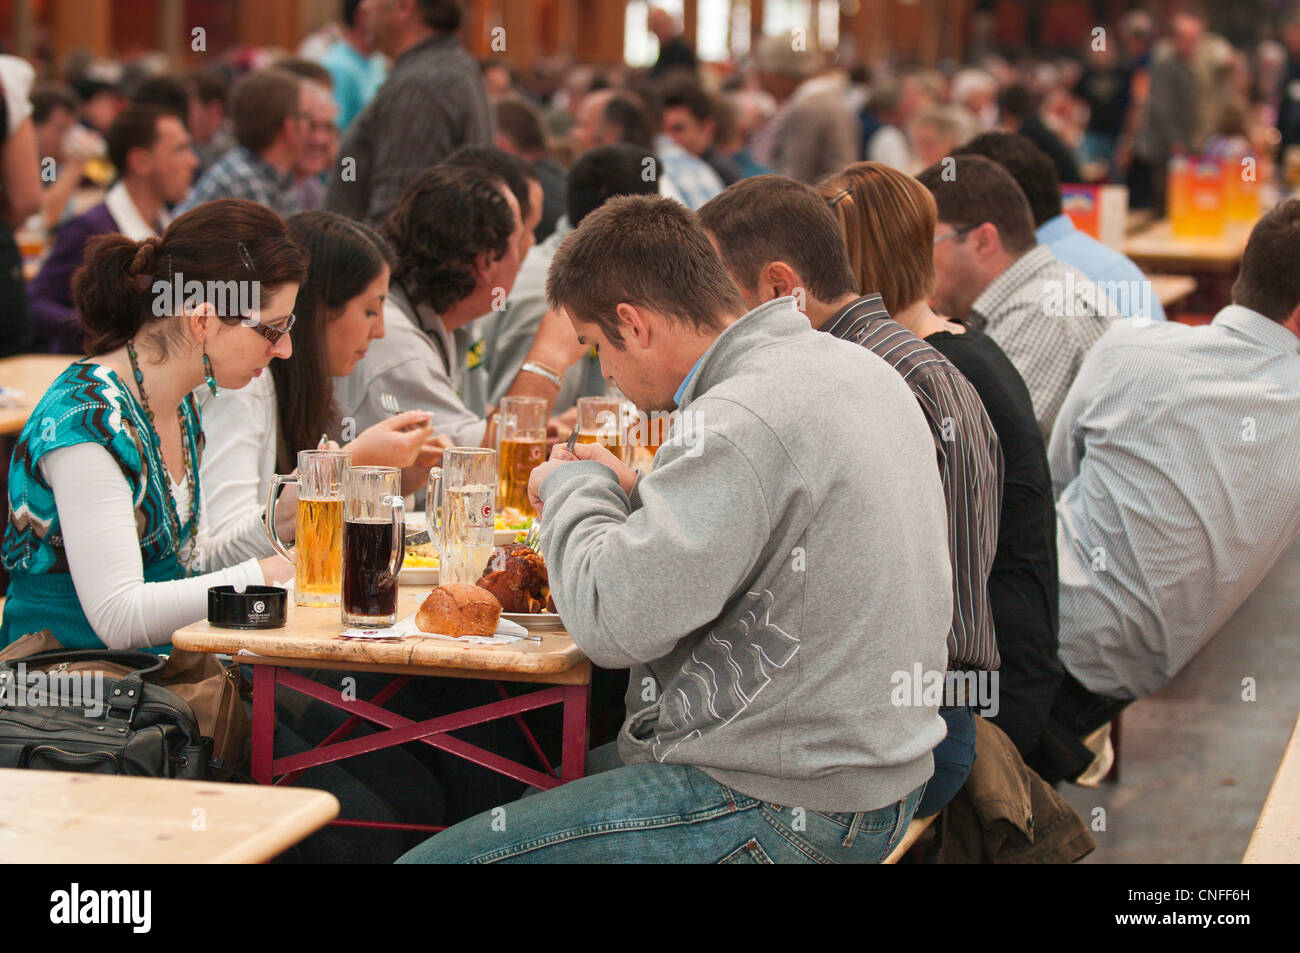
top-left (519, 360), bottom-right (563, 388)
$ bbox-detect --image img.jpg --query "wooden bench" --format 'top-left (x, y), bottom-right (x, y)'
top-left (884, 813), bottom-right (936, 864)
top-left (1243, 711), bottom-right (1300, 863)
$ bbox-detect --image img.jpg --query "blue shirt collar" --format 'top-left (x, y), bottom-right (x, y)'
top-left (674, 354), bottom-right (706, 407)
top-left (1036, 213), bottom-right (1078, 244)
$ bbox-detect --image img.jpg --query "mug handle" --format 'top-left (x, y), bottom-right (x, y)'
top-left (265, 474), bottom-right (297, 562)
top-left (426, 467), bottom-right (442, 560)
top-left (384, 494), bottom-right (406, 584)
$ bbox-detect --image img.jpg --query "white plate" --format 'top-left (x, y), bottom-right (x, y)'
top-left (410, 513), bottom-right (526, 547)
top-left (399, 565), bottom-right (439, 586)
top-left (501, 611), bottom-right (564, 629)
top-left (495, 527), bottom-right (530, 545)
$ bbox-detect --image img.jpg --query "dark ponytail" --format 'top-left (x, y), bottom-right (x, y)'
top-left (74, 234), bottom-right (157, 355)
top-left (73, 198), bottom-right (308, 357)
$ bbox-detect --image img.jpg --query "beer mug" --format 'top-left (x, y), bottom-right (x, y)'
top-left (497, 396), bottom-right (547, 518)
top-left (576, 396), bottom-right (630, 463)
top-left (630, 406), bottom-right (676, 467)
top-left (427, 447), bottom-right (497, 586)
top-left (266, 450), bottom-right (350, 607)
top-left (341, 467), bottom-right (406, 627)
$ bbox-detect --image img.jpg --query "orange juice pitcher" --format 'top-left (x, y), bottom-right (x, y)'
top-left (1224, 152), bottom-right (1259, 222)
top-left (1188, 156), bottom-right (1225, 236)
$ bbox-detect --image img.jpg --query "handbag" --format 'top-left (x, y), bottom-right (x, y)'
top-left (0, 644), bottom-right (210, 778)
top-left (0, 629), bottom-right (252, 773)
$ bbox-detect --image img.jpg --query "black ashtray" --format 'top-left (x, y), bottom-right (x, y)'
top-left (208, 585), bottom-right (287, 629)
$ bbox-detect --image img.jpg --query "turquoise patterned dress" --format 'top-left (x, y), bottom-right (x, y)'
top-left (1, 361), bottom-right (203, 652)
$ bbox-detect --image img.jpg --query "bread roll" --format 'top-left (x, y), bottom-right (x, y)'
top-left (416, 584), bottom-right (502, 637)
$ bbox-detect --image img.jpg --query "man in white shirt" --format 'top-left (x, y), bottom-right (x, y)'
top-left (1039, 199), bottom-right (1300, 781)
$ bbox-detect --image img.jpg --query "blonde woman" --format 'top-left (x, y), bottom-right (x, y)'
top-left (819, 162), bottom-right (1064, 776)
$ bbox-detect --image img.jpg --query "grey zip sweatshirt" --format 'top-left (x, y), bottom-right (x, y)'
top-left (538, 298), bottom-right (951, 811)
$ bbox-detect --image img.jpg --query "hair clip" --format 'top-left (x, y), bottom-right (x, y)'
top-left (828, 185), bottom-right (854, 207)
top-left (237, 241), bottom-right (256, 272)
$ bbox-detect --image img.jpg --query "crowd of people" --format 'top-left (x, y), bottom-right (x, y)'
top-left (1, 0), bottom-right (1299, 863)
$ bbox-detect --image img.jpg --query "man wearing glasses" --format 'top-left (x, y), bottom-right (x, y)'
top-left (919, 156), bottom-right (1113, 438)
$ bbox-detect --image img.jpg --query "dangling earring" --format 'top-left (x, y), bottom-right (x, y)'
top-left (202, 346), bottom-right (218, 397)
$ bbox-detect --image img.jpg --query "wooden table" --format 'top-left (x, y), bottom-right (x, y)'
top-left (0, 354), bottom-right (78, 437)
top-left (1123, 219), bottom-right (1254, 274)
top-left (1243, 712), bottom-right (1300, 863)
top-left (0, 768), bottom-right (338, 863)
top-left (1125, 208), bottom-right (1158, 236)
top-left (173, 586), bottom-right (592, 832)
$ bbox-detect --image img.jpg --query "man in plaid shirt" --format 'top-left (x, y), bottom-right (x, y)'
top-left (174, 68), bottom-right (307, 219)
top-left (919, 156), bottom-right (1114, 437)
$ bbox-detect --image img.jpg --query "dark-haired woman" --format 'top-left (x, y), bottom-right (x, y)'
top-left (197, 210), bottom-right (445, 841)
top-left (199, 210), bottom-right (438, 541)
top-left (1, 199), bottom-right (303, 650)
top-left (1, 200), bottom-right (431, 859)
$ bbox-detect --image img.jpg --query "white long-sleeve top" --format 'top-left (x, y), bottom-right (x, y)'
top-left (195, 371), bottom-right (279, 561)
top-left (39, 441), bottom-right (266, 650)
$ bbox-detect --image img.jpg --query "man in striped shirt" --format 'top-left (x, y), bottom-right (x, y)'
top-left (1038, 200), bottom-right (1300, 782)
top-left (700, 176), bottom-right (1003, 817)
top-left (917, 156), bottom-right (1114, 438)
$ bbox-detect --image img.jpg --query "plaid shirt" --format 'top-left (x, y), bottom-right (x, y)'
top-left (174, 146), bottom-right (301, 218)
top-left (323, 33), bottom-right (492, 224)
top-left (655, 136), bottom-right (723, 209)
top-left (825, 294), bottom-right (1003, 673)
top-left (968, 245), bottom-right (1113, 438)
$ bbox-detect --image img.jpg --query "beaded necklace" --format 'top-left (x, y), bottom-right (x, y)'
top-left (125, 339), bottom-right (199, 575)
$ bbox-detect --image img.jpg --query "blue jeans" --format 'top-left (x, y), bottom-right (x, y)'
top-left (397, 750), bottom-right (925, 864)
top-left (915, 705), bottom-right (976, 818)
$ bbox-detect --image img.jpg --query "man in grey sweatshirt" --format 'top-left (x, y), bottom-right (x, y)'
top-left (398, 195), bottom-right (952, 864)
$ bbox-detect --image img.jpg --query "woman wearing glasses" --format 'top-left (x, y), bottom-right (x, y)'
top-left (198, 210), bottom-right (440, 545)
top-left (1, 199), bottom-right (304, 651)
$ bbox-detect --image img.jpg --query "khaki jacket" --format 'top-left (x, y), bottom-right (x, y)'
top-left (939, 716), bottom-right (1097, 863)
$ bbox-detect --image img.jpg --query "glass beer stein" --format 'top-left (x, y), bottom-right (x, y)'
top-left (341, 466), bottom-right (406, 627)
top-left (427, 447), bottom-right (497, 586)
top-left (576, 396), bottom-right (630, 464)
top-left (266, 449), bottom-right (351, 607)
top-left (496, 396), bottom-right (547, 518)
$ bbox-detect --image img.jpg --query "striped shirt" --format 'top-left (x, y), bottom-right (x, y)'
top-left (968, 244), bottom-right (1114, 440)
top-left (174, 146), bottom-right (302, 219)
top-left (1050, 306), bottom-right (1300, 700)
top-left (825, 295), bottom-right (1004, 671)
top-left (323, 32), bottom-right (493, 224)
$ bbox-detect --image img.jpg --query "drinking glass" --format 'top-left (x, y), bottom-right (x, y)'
top-left (629, 406), bottom-right (676, 466)
top-left (266, 449), bottom-right (350, 607)
top-left (576, 396), bottom-right (630, 463)
top-left (497, 396), bottom-right (548, 518)
top-left (427, 447), bottom-right (497, 586)
top-left (341, 466), bottom-right (405, 627)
